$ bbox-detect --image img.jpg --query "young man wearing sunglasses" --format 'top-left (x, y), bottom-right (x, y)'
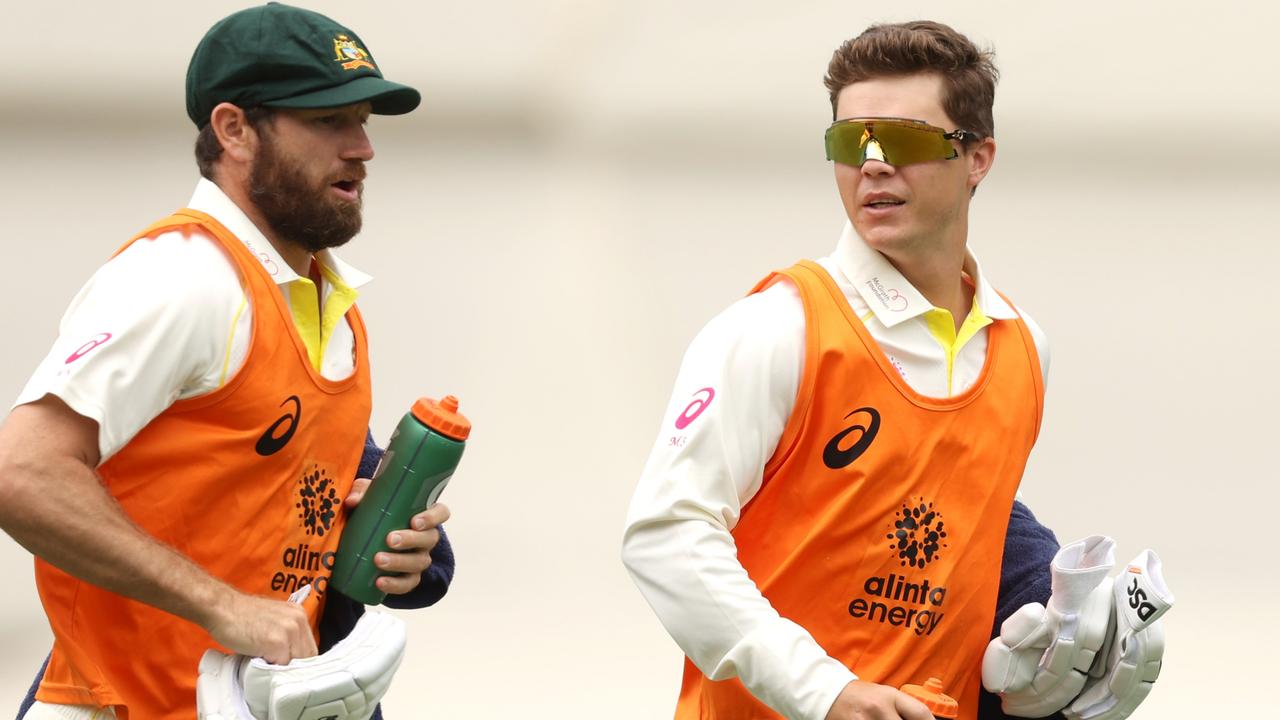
top-left (624, 21), bottom-right (1104, 720)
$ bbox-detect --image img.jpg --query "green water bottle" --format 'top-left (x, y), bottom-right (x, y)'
top-left (330, 395), bottom-right (470, 605)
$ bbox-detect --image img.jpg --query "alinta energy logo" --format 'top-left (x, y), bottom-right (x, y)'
top-left (887, 497), bottom-right (949, 570)
top-left (273, 540), bottom-right (335, 599)
top-left (296, 463), bottom-right (340, 537)
top-left (847, 497), bottom-right (951, 637)
top-left (271, 463), bottom-right (341, 599)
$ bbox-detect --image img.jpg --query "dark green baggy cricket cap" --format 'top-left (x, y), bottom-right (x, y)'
top-left (186, 2), bottom-right (420, 128)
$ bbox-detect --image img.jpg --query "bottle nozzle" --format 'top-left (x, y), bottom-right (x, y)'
top-left (899, 677), bottom-right (958, 719)
top-left (410, 395), bottom-right (471, 440)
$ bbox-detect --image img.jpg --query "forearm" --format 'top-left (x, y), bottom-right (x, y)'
top-left (623, 516), bottom-right (854, 719)
top-left (0, 408), bottom-right (229, 631)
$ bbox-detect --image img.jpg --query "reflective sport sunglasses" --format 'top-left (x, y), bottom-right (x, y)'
top-left (824, 117), bottom-right (979, 167)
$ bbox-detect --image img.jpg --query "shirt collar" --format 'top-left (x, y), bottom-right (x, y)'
top-left (187, 178), bottom-right (372, 290)
top-left (832, 221), bottom-right (1016, 326)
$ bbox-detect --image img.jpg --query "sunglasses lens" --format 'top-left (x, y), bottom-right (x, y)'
top-left (826, 122), bottom-right (870, 165)
top-left (872, 122), bottom-right (956, 165)
top-left (825, 120), bottom-right (959, 167)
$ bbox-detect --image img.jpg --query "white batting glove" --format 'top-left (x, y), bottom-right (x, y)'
top-left (197, 651), bottom-right (257, 720)
top-left (197, 610), bottom-right (407, 720)
top-left (982, 535), bottom-right (1117, 717)
top-left (1064, 550), bottom-right (1173, 720)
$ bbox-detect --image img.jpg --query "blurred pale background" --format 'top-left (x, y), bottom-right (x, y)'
top-left (2, 0), bottom-right (1276, 717)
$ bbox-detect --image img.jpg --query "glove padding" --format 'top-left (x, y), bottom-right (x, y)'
top-left (982, 535), bottom-right (1117, 717)
top-left (198, 610), bottom-right (407, 720)
top-left (1064, 550), bottom-right (1173, 720)
top-left (198, 652), bottom-right (256, 720)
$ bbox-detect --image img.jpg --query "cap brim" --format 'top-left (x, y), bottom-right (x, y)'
top-left (263, 75), bottom-right (421, 115)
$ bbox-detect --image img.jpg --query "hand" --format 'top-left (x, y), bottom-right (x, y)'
top-left (826, 680), bottom-right (935, 720)
top-left (345, 478), bottom-right (451, 596)
top-left (204, 590), bottom-right (317, 665)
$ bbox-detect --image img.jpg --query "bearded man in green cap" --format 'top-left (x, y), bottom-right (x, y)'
top-left (0, 4), bottom-right (452, 719)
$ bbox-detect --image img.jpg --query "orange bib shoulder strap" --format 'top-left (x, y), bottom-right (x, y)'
top-left (993, 289), bottom-right (1045, 442)
top-left (750, 260), bottom-right (840, 480)
top-left (114, 208), bottom-right (285, 326)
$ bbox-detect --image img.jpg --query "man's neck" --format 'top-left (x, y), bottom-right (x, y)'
top-left (214, 177), bottom-right (314, 277)
top-left (881, 241), bottom-right (971, 331)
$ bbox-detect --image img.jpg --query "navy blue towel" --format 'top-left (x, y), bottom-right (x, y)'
top-left (979, 500), bottom-right (1063, 720)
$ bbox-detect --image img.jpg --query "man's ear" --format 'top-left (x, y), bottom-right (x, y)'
top-left (209, 102), bottom-right (260, 166)
top-left (966, 136), bottom-right (996, 197)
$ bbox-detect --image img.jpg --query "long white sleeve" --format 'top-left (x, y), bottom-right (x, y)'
top-left (622, 281), bottom-right (856, 720)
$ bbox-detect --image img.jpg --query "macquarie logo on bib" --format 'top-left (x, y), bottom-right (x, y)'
top-left (847, 496), bottom-right (951, 637)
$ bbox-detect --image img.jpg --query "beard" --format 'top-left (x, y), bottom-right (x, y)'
top-left (248, 136), bottom-right (364, 253)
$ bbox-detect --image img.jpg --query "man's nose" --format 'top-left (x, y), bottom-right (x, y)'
top-left (861, 158), bottom-right (895, 177)
top-left (859, 137), bottom-right (893, 176)
top-left (342, 124), bottom-right (375, 162)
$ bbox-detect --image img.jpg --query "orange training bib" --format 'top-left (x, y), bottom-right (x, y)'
top-left (34, 210), bottom-right (372, 719)
top-left (675, 260), bottom-right (1043, 720)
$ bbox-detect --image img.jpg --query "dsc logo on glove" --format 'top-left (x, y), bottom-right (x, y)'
top-left (1126, 573), bottom-right (1158, 622)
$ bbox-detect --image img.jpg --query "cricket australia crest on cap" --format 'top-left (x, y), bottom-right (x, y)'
top-left (334, 34), bottom-right (376, 71)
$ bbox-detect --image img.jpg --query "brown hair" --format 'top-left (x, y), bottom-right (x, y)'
top-left (823, 21), bottom-right (998, 140)
top-left (193, 106), bottom-right (276, 180)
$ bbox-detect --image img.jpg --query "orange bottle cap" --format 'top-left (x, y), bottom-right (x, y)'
top-left (411, 395), bottom-right (471, 440)
top-left (899, 678), bottom-right (959, 719)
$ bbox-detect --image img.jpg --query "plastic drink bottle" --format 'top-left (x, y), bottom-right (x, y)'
top-left (900, 678), bottom-right (958, 720)
top-left (330, 395), bottom-right (470, 605)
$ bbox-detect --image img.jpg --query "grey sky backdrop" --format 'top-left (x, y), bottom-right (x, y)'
top-left (2, 1), bottom-right (1276, 717)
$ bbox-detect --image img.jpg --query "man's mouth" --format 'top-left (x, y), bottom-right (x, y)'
top-left (863, 192), bottom-right (905, 208)
top-left (330, 179), bottom-right (362, 201)
top-left (861, 192), bottom-right (906, 213)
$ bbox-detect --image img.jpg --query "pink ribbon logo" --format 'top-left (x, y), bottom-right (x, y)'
top-left (886, 289), bottom-right (908, 312)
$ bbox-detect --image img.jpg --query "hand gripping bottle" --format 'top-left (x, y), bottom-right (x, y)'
top-left (900, 678), bottom-right (959, 720)
top-left (330, 395), bottom-right (470, 605)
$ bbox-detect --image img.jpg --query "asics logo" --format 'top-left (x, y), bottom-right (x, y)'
top-left (822, 407), bottom-right (881, 469)
top-left (256, 395), bottom-right (302, 456)
top-left (64, 333), bottom-right (113, 364)
top-left (675, 388), bottom-right (716, 430)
